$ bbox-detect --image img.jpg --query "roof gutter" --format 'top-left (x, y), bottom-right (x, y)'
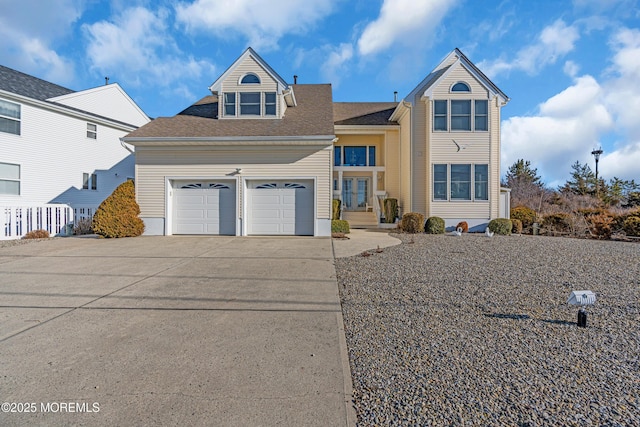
top-left (123, 134), bottom-right (336, 146)
top-left (119, 137), bottom-right (135, 154)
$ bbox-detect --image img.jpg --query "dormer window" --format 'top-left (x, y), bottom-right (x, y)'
top-left (240, 93), bottom-right (260, 115)
top-left (224, 93), bottom-right (236, 116)
top-left (451, 82), bottom-right (471, 92)
top-left (240, 73), bottom-right (260, 84)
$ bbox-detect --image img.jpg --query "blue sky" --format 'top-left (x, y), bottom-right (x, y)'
top-left (1, 0), bottom-right (639, 187)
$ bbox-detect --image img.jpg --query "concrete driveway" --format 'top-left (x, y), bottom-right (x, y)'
top-left (0, 236), bottom-right (353, 426)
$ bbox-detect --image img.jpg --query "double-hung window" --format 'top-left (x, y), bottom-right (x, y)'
top-left (224, 93), bottom-right (236, 116)
top-left (240, 92), bottom-right (260, 115)
top-left (434, 100), bottom-right (447, 131)
top-left (433, 164), bottom-right (448, 200)
top-left (433, 163), bottom-right (488, 201)
top-left (0, 99), bottom-right (21, 135)
top-left (450, 164), bottom-right (471, 200)
top-left (0, 162), bottom-right (20, 195)
top-left (87, 123), bottom-right (97, 139)
top-left (451, 100), bottom-right (471, 131)
top-left (475, 100), bottom-right (488, 131)
top-left (474, 164), bottom-right (488, 200)
top-left (433, 99), bottom-right (489, 131)
top-left (83, 173), bottom-right (97, 190)
top-left (265, 92), bottom-right (276, 116)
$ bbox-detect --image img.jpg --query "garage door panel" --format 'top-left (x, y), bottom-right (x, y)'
top-left (247, 183), bottom-right (313, 236)
top-left (173, 184), bottom-right (235, 235)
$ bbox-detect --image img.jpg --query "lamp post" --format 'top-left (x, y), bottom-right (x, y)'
top-left (591, 147), bottom-right (603, 197)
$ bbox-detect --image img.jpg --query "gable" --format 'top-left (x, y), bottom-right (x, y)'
top-left (406, 48), bottom-right (508, 105)
top-left (209, 48), bottom-right (289, 95)
top-left (49, 83), bottom-right (149, 127)
top-left (221, 56), bottom-right (279, 93)
top-left (430, 64), bottom-right (489, 98)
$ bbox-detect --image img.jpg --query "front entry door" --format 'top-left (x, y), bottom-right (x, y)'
top-left (342, 177), bottom-right (370, 211)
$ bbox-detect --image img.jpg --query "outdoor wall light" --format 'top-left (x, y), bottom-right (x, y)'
top-left (567, 290), bottom-right (596, 327)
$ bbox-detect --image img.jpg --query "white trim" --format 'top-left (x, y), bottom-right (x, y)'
top-left (334, 125), bottom-right (399, 134)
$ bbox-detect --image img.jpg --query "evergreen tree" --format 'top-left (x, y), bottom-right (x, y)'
top-left (560, 161), bottom-right (595, 195)
top-left (503, 159), bottom-right (546, 209)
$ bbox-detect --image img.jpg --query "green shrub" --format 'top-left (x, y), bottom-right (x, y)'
top-left (331, 219), bottom-right (350, 234)
top-left (92, 180), bottom-right (145, 238)
top-left (383, 198), bottom-right (398, 223)
top-left (455, 221), bottom-right (468, 233)
top-left (510, 206), bottom-right (537, 230)
top-left (400, 212), bottom-right (425, 233)
top-left (332, 199), bottom-right (341, 220)
top-left (425, 216), bottom-right (445, 234)
top-left (22, 229), bottom-right (50, 239)
top-left (623, 216), bottom-right (640, 237)
top-left (511, 219), bottom-right (523, 234)
top-left (488, 218), bottom-right (512, 235)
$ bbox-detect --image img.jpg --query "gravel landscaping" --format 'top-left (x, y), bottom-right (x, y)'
top-left (336, 233), bottom-right (640, 426)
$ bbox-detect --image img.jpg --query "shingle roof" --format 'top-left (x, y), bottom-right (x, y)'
top-left (126, 84), bottom-right (335, 139)
top-left (0, 65), bottom-right (74, 100)
top-left (333, 102), bottom-right (399, 126)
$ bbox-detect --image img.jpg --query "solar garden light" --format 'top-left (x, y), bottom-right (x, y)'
top-left (567, 290), bottom-right (596, 327)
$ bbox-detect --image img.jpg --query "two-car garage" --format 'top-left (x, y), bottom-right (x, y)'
top-left (171, 179), bottom-right (314, 236)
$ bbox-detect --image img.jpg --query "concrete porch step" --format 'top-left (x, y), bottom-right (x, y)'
top-left (342, 211), bottom-right (378, 228)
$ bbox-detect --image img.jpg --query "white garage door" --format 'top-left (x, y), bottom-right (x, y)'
top-left (173, 182), bottom-right (236, 235)
top-left (247, 181), bottom-right (314, 235)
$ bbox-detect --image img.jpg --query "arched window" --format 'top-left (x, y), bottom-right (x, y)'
top-left (451, 82), bottom-right (471, 92)
top-left (240, 73), bottom-right (260, 84)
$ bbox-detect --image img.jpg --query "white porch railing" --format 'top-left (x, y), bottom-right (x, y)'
top-left (1, 204), bottom-right (74, 240)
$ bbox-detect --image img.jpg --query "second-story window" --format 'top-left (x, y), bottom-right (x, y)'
top-left (224, 93), bottom-right (236, 116)
top-left (265, 92), bottom-right (276, 116)
top-left (87, 123), bottom-right (97, 139)
top-left (334, 146), bottom-right (377, 166)
top-left (240, 92), bottom-right (260, 115)
top-left (0, 99), bottom-right (21, 135)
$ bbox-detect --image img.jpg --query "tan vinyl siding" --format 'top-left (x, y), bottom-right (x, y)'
top-left (384, 130), bottom-right (400, 199)
top-left (135, 145), bottom-right (331, 219)
top-left (412, 94), bottom-right (427, 214)
top-left (427, 63), bottom-right (496, 220)
top-left (431, 201), bottom-right (491, 218)
top-left (399, 111), bottom-right (412, 214)
top-left (490, 96), bottom-right (501, 218)
top-left (432, 65), bottom-right (489, 98)
top-left (221, 56), bottom-right (278, 92)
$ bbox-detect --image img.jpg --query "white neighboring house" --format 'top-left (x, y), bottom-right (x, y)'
top-left (0, 65), bottom-right (149, 235)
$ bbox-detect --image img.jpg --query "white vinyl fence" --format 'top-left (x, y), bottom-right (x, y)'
top-left (1, 204), bottom-right (98, 240)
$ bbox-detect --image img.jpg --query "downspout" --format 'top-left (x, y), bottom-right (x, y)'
top-left (120, 137), bottom-right (134, 154)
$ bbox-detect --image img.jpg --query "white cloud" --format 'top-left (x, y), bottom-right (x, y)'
top-left (0, 0), bottom-right (82, 84)
top-left (480, 20), bottom-right (580, 78)
top-left (502, 27), bottom-right (640, 185)
top-left (563, 60), bottom-right (580, 77)
top-left (320, 43), bottom-right (354, 87)
top-left (83, 7), bottom-right (215, 96)
top-left (501, 75), bottom-right (614, 187)
top-left (175, 0), bottom-right (335, 51)
top-left (357, 0), bottom-right (457, 56)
